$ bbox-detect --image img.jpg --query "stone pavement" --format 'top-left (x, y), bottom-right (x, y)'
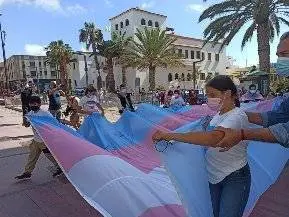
top-left (0, 106), bottom-right (102, 217)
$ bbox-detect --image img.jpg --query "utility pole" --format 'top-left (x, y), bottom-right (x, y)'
top-left (0, 14), bottom-right (8, 90)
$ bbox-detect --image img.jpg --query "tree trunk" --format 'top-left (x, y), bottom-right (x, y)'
top-left (92, 44), bottom-right (102, 90)
top-left (149, 65), bottom-right (156, 90)
top-left (122, 67), bottom-right (127, 85)
top-left (60, 57), bottom-right (68, 91)
top-left (106, 58), bottom-right (115, 92)
top-left (257, 22), bottom-right (270, 74)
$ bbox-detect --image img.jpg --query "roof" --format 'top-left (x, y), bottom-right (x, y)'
top-left (109, 7), bottom-right (167, 21)
top-left (169, 34), bottom-right (222, 46)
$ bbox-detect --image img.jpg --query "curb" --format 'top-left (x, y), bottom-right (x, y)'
top-left (3, 106), bottom-right (22, 112)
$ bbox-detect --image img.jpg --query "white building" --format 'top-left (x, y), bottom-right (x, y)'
top-left (109, 7), bottom-right (228, 91)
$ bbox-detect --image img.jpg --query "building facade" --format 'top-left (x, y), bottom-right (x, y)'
top-left (109, 7), bottom-right (228, 91)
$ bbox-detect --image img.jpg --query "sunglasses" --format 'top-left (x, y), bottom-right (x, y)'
top-left (154, 141), bottom-right (173, 152)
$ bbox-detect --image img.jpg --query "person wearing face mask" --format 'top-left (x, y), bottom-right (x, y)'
top-left (20, 81), bottom-right (34, 125)
top-left (48, 81), bottom-right (65, 121)
top-left (152, 75), bottom-right (250, 217)
top-left (117, 84), bottom-right (135, 114)
top-left (240, 84), bottom-right (264, 103)
top-left (15, 95), bottom-right (62, 180)
top-left (79, 86), bottom-right (104, 116)
top-left (170, 90), bottom-right (186, 107)
top-left (214, 31), bottom-right (289, 150)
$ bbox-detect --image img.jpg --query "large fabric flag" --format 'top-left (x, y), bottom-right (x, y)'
top-left (28, 101), bottom-right (289, 217)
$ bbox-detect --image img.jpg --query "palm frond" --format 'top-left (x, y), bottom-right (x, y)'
top-left (241, 21), bottom-right (256, 49)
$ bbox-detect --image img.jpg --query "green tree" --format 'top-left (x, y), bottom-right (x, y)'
top-left (199, 0), bottom-right (289, 74)
top-left (79, 22), bottom-right (103, 89)
top-left (98, 32), bottom-right (132, 91)
top-left (45, 40), bottom-right (73, 91)
top-left (123, 27), bottom-right (184, 90)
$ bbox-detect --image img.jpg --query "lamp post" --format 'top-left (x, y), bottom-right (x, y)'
top-left (75, 51), bottom-right (88, 87)
top-left (0, 14), bottom-right (8, 90)
top-left (192, 56), bottom-right (205, 90)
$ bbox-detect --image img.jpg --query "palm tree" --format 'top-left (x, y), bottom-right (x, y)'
top-left (199, 0), bottom-right (289, 74)
top-left (98, 32), bottom-right (132, 91)
top-left (45, 40), bottom-right (73, 91)
top-left (79, 22), bottom-right (103, 89)
top-left (122, 27), bottom-right (184, 90)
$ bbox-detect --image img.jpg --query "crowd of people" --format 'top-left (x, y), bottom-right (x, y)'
top-left (10, 31), bottom-right (289, 217)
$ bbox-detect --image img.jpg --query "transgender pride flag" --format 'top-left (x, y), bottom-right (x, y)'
top-left (28, 101), bottom-right (289, 217)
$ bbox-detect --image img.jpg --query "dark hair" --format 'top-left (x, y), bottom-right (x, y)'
top-left (174, 90), bottom-right (180, 94)
top-left (85, 86), bottom-right (96, 95)
top-left (206, 75), bottom-right (240, 107)
top-left (280, 31), bottom-right (289, 41)
top-left (29, 95), bottom-right (41, 104)
top-left (249, 84), bottom-right (257, 89)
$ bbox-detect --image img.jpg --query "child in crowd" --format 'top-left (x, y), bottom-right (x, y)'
top-left (15, 95), bottom-right (62, 180)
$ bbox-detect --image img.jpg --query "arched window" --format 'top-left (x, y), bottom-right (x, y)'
top-left (115, 24), bottom-right (118, 30)
top-left (120, 22), bottom-right (123, 28)
top-left (141, 18), bottom-right (146, 25)
top-left (148, 20), bottom-right (153, 26)
top-left (187, 73), bottom-right (191, 81)
top-left (181, 73), bottom-right (185, 80)
top-left (125, 19), bottom-right (129, 26)
top-left (168, 73), bottom-right (172, 82)
top-left (175, 73), bottom-right (179, 80)
top-left (155, 21), bottom-right (159, 27)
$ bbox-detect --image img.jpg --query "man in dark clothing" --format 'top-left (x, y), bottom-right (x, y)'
top-left (117, 84), bottom-right (135, 114)
top-left (21, 82), bottom-right (34, 125)
top-left (48, 81), bottom-right (64, 121)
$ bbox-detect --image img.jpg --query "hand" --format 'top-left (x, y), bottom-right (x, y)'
top-left (152, 130), bottom-right (169, 143)
top-left (215, 127), bottom-right (242, 152)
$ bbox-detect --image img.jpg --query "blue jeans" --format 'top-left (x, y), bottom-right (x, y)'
top-left (209, 164), bottom-right (251, 217)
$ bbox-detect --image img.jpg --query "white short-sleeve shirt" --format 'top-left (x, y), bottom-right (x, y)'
top-left (206, 107), bottom-right (250, 184)
top-left (27, 109), bottom-right (53, 143)
top-left (79, 95), bottom-right (100, 113)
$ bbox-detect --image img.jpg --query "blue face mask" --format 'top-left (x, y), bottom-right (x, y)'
top-left (276, 57), bottom-right (289, 77)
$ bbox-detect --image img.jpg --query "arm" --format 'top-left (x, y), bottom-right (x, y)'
top-left (246, 112), bottom-right (264, 125)
top-left (152, 130), bottom-right (224, 148)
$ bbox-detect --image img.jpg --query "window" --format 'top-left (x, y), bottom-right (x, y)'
top-left (39, 62), bottom-right (41, 67)
top-left (74, 80), bottom-right (77, 86)
top-left (22, 61), bottom-right (25, 69)
top-left (168, 73), bottom-right (172, 82)
top-left (39, 71), bottom-right (42, 76)
top-left (44, 61), bottom-right (47, 66)
top-left (115, 24), bottom-right (119, 30)
top-left (191, 51), bottom-right (195, 59)
top-left (175, 73), bottom-right (179, 80)
top-left (155, 21), bottom-right (159, 27)
top-left (185, 50), bottom-right (189, 58)
top-left (148, 20), bottom-right (153, 26)
top-left (73, 63), bottom-right (76, 69)
top-left (178, 49), bottom-right (182, 56)
top-left (119, 31), bottom-right (122, 35)
top-left (44, 71), bottom-right (47, 76)
top-left (120, 22), bottom-right (123, 28)
top-left (200, 73), bottom-right (206, 80)
top-left (208, 53), bottom-right (212, 61)
top-left (30, 71), bottom-right (36, 77)
top-left (187, 73), bottom-right (191, 81)
top-left (51, 71), bottom-right (57, 77)
top-left (181, 73), bottom-right (185, 80)
top-left (215, 54), bottom-right (220, 61)
top-left (30, 61), bottom-right (35, 67)
top-left (125, 19), bottom-right (129, 26)
top-left (141, 18), bottom-right (146, 25)
top-left (202, 52), bottom-right (205, 60)
top-left (196, 51), bottom-right (201, 59)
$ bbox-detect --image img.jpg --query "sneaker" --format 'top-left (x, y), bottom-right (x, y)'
top-left (52, 167), bottom-right (63, 177)
top-left (15, 172), bottom-right (31, 180)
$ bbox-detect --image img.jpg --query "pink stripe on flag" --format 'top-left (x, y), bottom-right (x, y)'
top-left (139, 204), bottom-right (186, 217)
top-left (37, 125), bottom-right (110, 172)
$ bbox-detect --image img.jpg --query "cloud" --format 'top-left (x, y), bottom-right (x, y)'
top-left (185, 4), bottom-right (207, 13)
top-left (24, 44), bottom-right (46, 56)
top-left (140, 1), bottom-right (155, 10)
top-left (104, 0), bottom-right (113, 8)
top-left (0, 0), bottom-right (87, 15)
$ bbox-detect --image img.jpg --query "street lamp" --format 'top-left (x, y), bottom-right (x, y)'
top-left (75, 51), bottom-right (88, 87)
top-left (0, 14), bottom-right (8, 90)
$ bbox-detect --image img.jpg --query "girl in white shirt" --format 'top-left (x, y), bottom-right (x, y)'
top-left (152, 75), bottom-right (251, 217)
